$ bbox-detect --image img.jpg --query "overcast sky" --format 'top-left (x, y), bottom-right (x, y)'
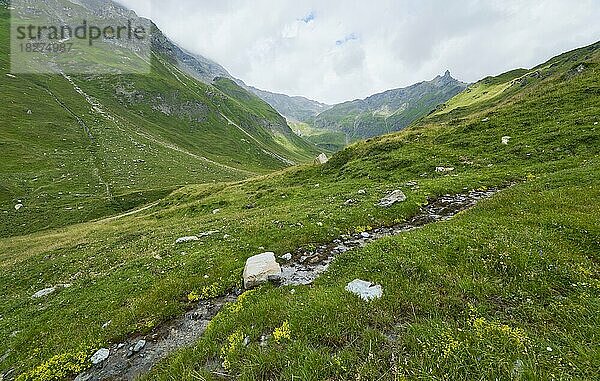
top-left (118, 0), bottom-right (600, 104)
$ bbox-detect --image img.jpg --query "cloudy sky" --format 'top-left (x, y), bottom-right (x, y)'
top-left (119, 0), bottom-right (600, 104)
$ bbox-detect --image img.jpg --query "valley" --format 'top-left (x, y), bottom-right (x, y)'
top-left (0, 1), bottom-right (599, 380)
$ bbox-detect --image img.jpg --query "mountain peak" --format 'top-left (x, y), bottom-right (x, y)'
top-left (444, 70), bottom-right (451, 78)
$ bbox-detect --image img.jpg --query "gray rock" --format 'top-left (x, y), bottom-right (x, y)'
top-left (360, 232), bottom-right (370, 238)
top-left (90, 348), bottom-right (110, 364)
top-left (198, 230), bottom-right (219, 238)
top-left (133, 339), bottom-right (146, 352)
top-left (378, 190), bottom-right (407, 207)
top-left (74, 373), bottom-right (92, 381)
top-left (31, 287), bottom-right (56, 298)
top-left (175, 236), bottom-right (199, 244)
top-left (435, 167), bottom-right (455, 173)
top-left (243, 252), bottom-right (282, 289)
top-left (212, 208), bottom-right (221, 214)
top-left (501, 136), bottom-right (511, 145)
top-left (357, 189), bottom-right (366, 195)
top-left (14, 204), bottom-right (23, 211)
top-left (280, 253), bottom-right (292, 261)
top-left (314, 153), bottom-right (328, 164)
top-left (345, 279), bottom-right (383, 301)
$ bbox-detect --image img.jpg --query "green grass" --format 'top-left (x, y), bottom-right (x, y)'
top-left (0, 5), bottom-right (319, 238)
top-left (1, 4), bottom-right (599, 379)
top-left (289, 121), bottom-right (347, 153)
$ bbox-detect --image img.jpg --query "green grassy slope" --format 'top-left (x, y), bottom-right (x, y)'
top-left (0, 4), bottom-right (318, 238)
top-left (1, 39), bottom-right (598, 380)
top-left (289, 121), bottom-right (347, 153)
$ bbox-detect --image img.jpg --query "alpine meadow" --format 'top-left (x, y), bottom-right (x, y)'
top-left (0, 1), bottom-right (599, 381)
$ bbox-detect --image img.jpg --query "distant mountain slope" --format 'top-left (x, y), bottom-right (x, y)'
top-left (313, 71), bottom-right (467, 140)
top-left (0, 1), bottom-right (318, 236)
top-left (248, 87), bottom-right (331, 123)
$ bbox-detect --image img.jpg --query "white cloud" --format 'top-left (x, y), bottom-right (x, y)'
top-left (119, 0), bottom-right (600, 104)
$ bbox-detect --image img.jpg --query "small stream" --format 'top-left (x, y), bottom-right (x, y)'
top-left (75, 187), bottom-right (501, 381)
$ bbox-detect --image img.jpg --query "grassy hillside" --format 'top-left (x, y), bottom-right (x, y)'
top-left (0, 4), bottom-right (318, 238)
top-left (289, 121), bottom-right (347, 153)
top-left (1, 37), bottom-right (598, 381)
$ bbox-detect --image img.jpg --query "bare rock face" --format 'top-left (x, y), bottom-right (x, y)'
top-left (377, 190), bottom-right (406, 207)
top-left (243, 252), bottom-right (282, 289)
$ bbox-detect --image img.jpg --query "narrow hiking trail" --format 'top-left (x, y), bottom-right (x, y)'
top-left (75, 186), bottom-right (503, 381)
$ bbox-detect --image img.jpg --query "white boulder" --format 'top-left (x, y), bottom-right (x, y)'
top-left (243, 252), bottom-right (282, 289)
top-left (314, 153), bottom-right (329, 164)
top-left (501, 136), bottom-right (511, 145)
top-left (345, 279), bottom-right (383, 301)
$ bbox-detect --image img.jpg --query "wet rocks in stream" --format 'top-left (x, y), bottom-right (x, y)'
top-left (279, 187), bottom-right (499, 286)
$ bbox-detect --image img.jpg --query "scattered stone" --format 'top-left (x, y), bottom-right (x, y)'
top-left (360, 232), bottom-right (370, 239)
top-left (212, 208), bottom-right (220, 214)
top-left (546, 346), bottom-right (553, 352)
top-left (223, 234), bottom-right (230, 239)
top-left (594, 122), bottom-right (598, 125)
top-left (198, 230), bottom-right (219, 238)
top-left (117, 343), bottom-right (125, 350)
top-left (133, 340), bottom-right (146, 353)
top-left (74, 373), bottom-right (92, 381)
top-left (357, 189), bottom-right (366, 195)
top-left (481, 117), bottom-right (489, 122)
top-left (90, 348), bottom-right (110, 364)
top-left (101, 320), bottom-right (112, 329)
top-left (345, 279), bottom-right (383, 301)
top-left (314, 153), bottom-right (329, 164)
top-left (14, 203), bottom-right (23, 211)
top-left (280, 253), bottom-right (292, 261)
top-left (435, 167), bottom-right (455, 173)
top-left (26, 109), bottom-right (32, 115)
top-left (175, 236), bottom-right (199, 244)
top-left (243, 336), bottom-right (250, 346)
top-left (502, 136), bottom-right (511, 145)
top-left (344, 199), bottom-right (356, 205)
top-left (243, 252), bottom-right (282, 289)
top-left (32, 287), bottom-right (56, 298)
top-left (6, 73), bottom-right (16, 78)
top-left (377, 190), bottom-right (406, 207)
